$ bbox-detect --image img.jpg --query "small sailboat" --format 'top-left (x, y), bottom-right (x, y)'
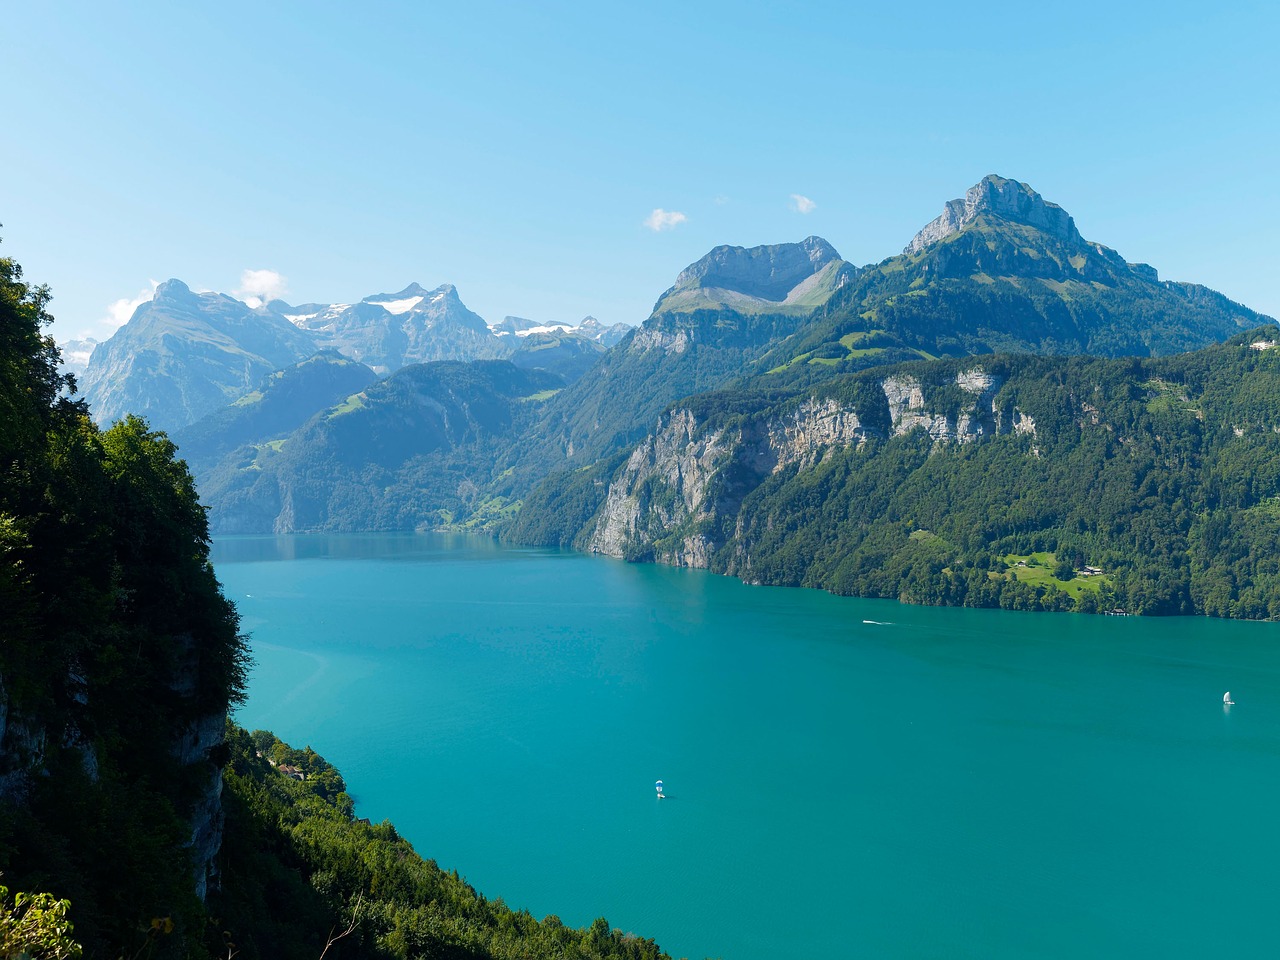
top-left (1224, 691), bottom-right (1234, 705)
top-left (655, 779), bottom-right (665, 799)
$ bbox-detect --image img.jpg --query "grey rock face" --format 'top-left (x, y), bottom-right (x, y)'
top-left (172, 709), bottom-right (228, 900)
top-left (0, 672), bottom-right (49, 803)
top-left (905, 175), bottom-right (1084, 255)
top-left (588, 365), bottom-right (1035, 566)
top-left (671, 236), bottom-right (842, 301)
top-left (589, 408), bottom-right (735, 565)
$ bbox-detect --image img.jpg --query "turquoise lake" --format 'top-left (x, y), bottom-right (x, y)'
top-left (212, 533), bottom-right (1280, 959)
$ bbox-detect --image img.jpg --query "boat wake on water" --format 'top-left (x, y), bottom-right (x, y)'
top-left (862, 619), bottom-right (893, 626)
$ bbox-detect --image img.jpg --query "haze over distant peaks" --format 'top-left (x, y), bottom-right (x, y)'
top-left (905, 174), bottom-right (1083, 255)
top-left (79, 279), bottom-right (318, 430)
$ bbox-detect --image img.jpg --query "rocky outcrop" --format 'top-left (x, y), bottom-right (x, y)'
top-left (671, 236), bottom-right (842, 301)
top-left (588, 365), bottom-right (1035, 565)
top-left (631, 326), bottom-right (691, 355)
top-left (883, 369), bottom-right (1004, 441)
top-left (905, 174), bottom-right (1085, 255)
top-left (589, 409), bottom-right (734, 564)
top-left (906, 172), bottom-right (1085, 256)
top-left (0, 673), bottom-right (47, 803)
top-left (0, 660), bottom-right (228, 902)
top-left (173, 710), bottom-right (228, 900)
top-left (751, 397), bottom-right (872, 474)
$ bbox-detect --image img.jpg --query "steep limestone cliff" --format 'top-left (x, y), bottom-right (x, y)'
top-left (587, 365), bottom-right (1033, 565)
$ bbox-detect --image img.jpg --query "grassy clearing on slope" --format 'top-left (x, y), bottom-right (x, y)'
top-left (994, 552), bottom-right (1112, 599)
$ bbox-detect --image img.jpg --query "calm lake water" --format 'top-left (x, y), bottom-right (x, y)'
top-left (212, 533), bottom-right (1280, 960)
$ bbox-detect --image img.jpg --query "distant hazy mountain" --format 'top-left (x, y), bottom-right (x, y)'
top-left (80, 280), bottom-right (318, 432)
top-left (80, 278), bottom-right (622, 432)
top-left (57, 335), bottom-right (98, 381)
top-left (276, 283), bottom-right (508, 373)
top-left (492, 314), bottom-right (631, 347)
top-left (490, 314), bottom-right (634, 379)
top-left (576, 316), bottom-right (632, 347)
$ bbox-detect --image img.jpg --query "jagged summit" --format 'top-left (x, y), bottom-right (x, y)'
top-left (905, 175), bottom-right (1083, 255)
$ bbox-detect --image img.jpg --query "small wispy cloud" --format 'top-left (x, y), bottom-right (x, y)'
top-left (235, 268), bottom-right (288, 308)
top-left (103, 281), bottom-right (160, 328)
top-left (713, 195), bottom-right (730, 206)
top-left (644, 208), bottom-right (688, 232)
top-left (790, 194), bottom-right (816, 214)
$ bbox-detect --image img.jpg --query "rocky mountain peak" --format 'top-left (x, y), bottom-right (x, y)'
top-left (905, 175), bottom-right (1084, 256)
top-left (673, 236), bottom-right (843, 302)
top-left (153, 278), bottom-right (194, 302)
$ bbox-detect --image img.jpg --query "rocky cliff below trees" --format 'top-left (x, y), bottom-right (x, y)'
top-left (557, 329), bottom-right (1280, 618)
top-left (587, 363), bottom-right (1032, 565)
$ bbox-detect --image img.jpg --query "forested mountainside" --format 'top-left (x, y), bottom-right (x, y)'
top-left (216, 728), bottom-right (669, 960)
top-left (505, 177), bottom-right (1273, 560)
top-left (0, 249), bottom-right (247, 952)
top-left (200, 360), bottom-right (564, 534)
top-left (0, 248), bottom-right (675, 958)
top-left (515, 329), bottom-right (1280, 618)
top-left (172, 351), bottom-right (379, 478)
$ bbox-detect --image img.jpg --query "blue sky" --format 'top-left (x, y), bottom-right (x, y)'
top-left (3, 1), bottom-right (1277, 343)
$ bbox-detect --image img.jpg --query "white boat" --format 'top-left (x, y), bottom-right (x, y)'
top-left (655, 779), bottom-right (665, 799)
top-left (1224, 691), bottom-right (1234, 705)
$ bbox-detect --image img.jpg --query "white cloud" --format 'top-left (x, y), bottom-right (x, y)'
top-left (790, 193), bottom-right (817, 214)
top-left (235, 268), bottom-right (288, 308)
top-left (644, 208), bottom-right (688, 232)
top-left (713, 195), bottom-right (730, 205)
top-left (103, 281), bottom-right (159, 328)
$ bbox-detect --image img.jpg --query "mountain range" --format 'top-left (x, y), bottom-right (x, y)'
top-left (69, 175), bottom-right (1280, 616)
top-left (77, 281), bottom-right (628, 433)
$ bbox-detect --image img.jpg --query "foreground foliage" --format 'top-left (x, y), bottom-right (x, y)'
top-left (215, 727), bottom-right (671, 960)
top-left (0, 885), bottom-right (82, 959)
top-left (0, 244), bottom-right (247, 956)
